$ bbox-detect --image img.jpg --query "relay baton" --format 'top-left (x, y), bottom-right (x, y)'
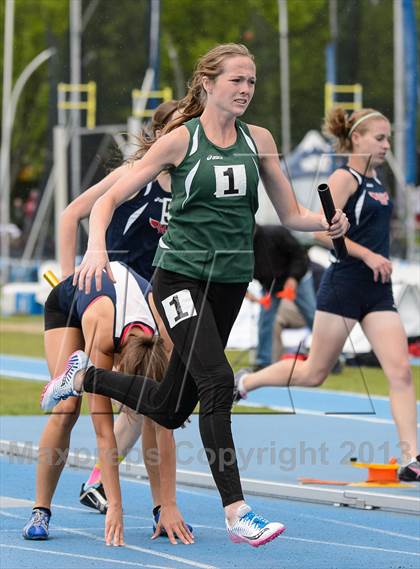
top-left (317, 183), bottom-right (348, 260)
top-left (43, 270), bottom-right (59, 288)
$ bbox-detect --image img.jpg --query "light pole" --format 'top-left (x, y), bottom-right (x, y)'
top-left (0, 0), bottom-right (15, 284)
top-left (0, 0), bottom-right (56, 283)
top-left (393, 0), bottom-right (405, 222)
top-left (70, 0), bottom-right (82, 201)
top-left (278, 0), bottom-right (291, 156)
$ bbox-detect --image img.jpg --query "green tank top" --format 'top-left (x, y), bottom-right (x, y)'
top-left (153, 117), bottom-right (260, 283)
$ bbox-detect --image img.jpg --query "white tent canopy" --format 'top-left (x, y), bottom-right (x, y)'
top-left (227, 248), bottom-right (420, 354)
top-left (255, 130), bottom-right (334, 227)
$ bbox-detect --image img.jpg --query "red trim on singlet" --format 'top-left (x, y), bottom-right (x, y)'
top-left (84, 295), bottom-right (108, 312)
top-left (120, 322), bottom-right (154, 346)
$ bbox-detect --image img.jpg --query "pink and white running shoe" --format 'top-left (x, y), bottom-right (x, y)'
top-left (40, 350), bottom-right (92, 411)
top-left (226, 504), bottom-right (285, 547)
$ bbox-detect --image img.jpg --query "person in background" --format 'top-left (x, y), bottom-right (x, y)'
top-left (251, 224), bottom-right (317, 370)
top-left (234, 107), bottom-right (419, 483)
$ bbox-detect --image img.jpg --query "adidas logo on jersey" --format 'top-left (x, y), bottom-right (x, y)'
top-left (207, 155), bottom-right (223, 160)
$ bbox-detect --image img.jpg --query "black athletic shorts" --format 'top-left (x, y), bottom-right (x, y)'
top-left (316, 268), bottom-right (397, 322)
top-left (44, 280), bottom-right (81, 331)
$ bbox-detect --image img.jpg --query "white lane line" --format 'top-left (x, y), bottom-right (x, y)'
top-left (0, 496), bottom-right (33, 508)
top-left (121, 477), bottom-right (216, 499)
top-left (1, 525), bottom-right (150, 532)
top-left (0, 498), bottom-right (163, 523)
top-left (0, 510), bottom-right (218, 569)
top-left (283, 536), bottom-right (420, 557)
top-left (248, 402), bottom-right (420, 426)
top-left (2, 507), bottom-right (418, 559)
top-left (297, 387), bottom-right (392, 402)
top-left (61, 527), bottom-right (217, 569)
top-left (0, 370), bottom-right (48, 381)
top-left (0, 545), bottom-right (175, 569)
top-left (51, 504), bottom-right (162, 524)
top-left (300, 514), bottom-right (420, 541)
top-left (0, 354), bottom-right (46, 364)
top-left (0, 510), bottom-right (23, 520)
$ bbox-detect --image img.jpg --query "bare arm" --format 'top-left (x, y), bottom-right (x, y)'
top-left (81, 298), bottom-right (124, 546)
top-left (148, 292), bottom-right (173, 357)
top-left (59, 164), bottom-right (131, 279)
top-left (314, 169), bottom-right (392, 283)
top-left (152, 423), bottom-right (194, 545)
top-left (249, 125), bottom-right (348, 234)
top-left (74, 127), bottom-right (189, 293)
top-left (155, 425), bottom-right (176, 510)
top-left (141, 417), bottom-right (161, 506)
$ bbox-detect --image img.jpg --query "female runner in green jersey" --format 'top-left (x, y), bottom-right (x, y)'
top-left (41, 43), bottom-right (348, 547)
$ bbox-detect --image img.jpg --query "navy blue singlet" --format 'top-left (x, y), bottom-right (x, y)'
top-left (331, 165), bottom-right (393, 279)
top-left (316, 165), bottom-right (397, 321)
top-left (106, 180), bottom-right (171, 280)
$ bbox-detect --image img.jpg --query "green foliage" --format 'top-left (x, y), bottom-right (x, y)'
top-left (82, 1), bottom-right (149, 125)
top-left (0, 376), bottom-right (93, 415)
top-left (0, 376), bottom-right (277, 415)
top-left (0, 0), bottom-right (68, 181)
top-left (160, 0), bottom-right (331, 144)
top-left (0, 330), bottom-right (44, 358)
top-left (0, 0), bottom-right (405, 206)
top-left (1, 316), bottom-right (419, 401)
top-left (1, 369), bottom-right (418, 415)
top-left (0, 377), bottom-right (46, 415)
top-left (337, 0), bottom-right (394, 117)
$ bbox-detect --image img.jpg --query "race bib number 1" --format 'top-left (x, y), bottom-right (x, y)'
top-left (214, 164), bottom-right (247, 198)
top-left (162, 289), bottom-right (197, 328)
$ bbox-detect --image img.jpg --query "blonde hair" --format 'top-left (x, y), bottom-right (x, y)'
top-left (137, 44), bottom-right (254, 154)
top-left (322, 107), bottom-right (389, 152)
top-left (130, 100), bottom-right (179, 161)
top-left (118, 335), bottom-right (167, 382)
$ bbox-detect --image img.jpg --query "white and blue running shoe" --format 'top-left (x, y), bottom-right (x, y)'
top-left (22, 508), bottom-right (50, 540)
top-left (40, 350), bottom-right (91, 411)
top-left (226, 504), bottom-right (285, 547)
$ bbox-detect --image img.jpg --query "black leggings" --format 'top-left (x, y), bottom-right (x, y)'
top-left (84, 268), bottom-right (248, 507)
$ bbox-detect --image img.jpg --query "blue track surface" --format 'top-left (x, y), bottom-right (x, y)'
top-left (2, 352), bottom-right (419, 487)
top-left (1, 457), bottom-right (420, 569)
top-left (1, 354), bottom-right (420, 567)
top-left (2, 414), bottom-right (420, 492)
top-left (1, 354), bottom-right (50, 381)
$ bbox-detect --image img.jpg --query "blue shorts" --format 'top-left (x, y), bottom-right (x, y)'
top-left (44, 273), bottom-right (117, 331)
top-left (44, 265), bottom-right (152, 332)
top-left (316, 268), bottom-right (397, 322)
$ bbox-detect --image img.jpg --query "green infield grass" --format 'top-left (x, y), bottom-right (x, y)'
top-left (1, 315), bottom-right (419, 415)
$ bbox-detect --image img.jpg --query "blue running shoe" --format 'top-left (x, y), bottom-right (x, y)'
top-left (40, 350), bottom-right (91, 411)
top-left (226, 504), bottom-right (285, 547)
top-left (152, 505), bottom-right (193, 537)
top-left (22, 508), bottom-right (50, 540)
